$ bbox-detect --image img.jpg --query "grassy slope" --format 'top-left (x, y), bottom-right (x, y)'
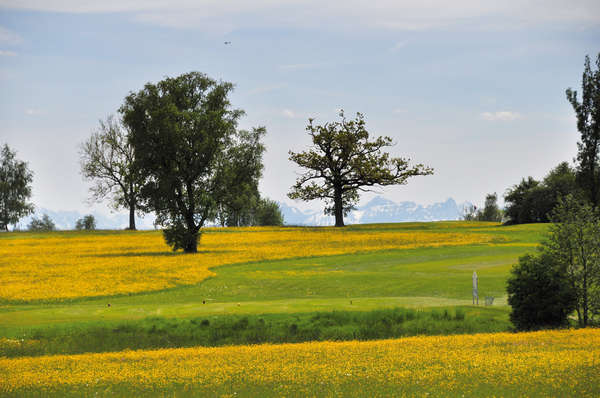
top-left (0, 222), bottom-right (546, 334)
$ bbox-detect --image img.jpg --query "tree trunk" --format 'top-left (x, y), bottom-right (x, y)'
top-left (589, 161), bottom-right (598, 209)
top-left (183, 214), bottom-right (199, 253)
top-left (583, 266), bottom-right (588, 326)
top-left (128, 202), bottom-right (136, 230)
top-left (183, 234), bottom-right (198, 253)
top-left (334, 188), bottom-right (344, 227)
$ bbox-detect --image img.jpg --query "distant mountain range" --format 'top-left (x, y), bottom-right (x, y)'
top-left (279, 196), bottom-right (472, 226)
top-left (13, 196), bottom-right (470, 230)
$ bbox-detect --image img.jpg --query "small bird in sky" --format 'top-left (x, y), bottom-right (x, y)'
top-left (224, 41), bottom-right (231, 45)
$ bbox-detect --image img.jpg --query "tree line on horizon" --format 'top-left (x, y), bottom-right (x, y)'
top-left (1, 54), bottom-right (598, 252)
top-left (0, 72), bottom-right (432, 249)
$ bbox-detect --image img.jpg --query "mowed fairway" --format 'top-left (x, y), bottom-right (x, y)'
top-left (4, 221), bottom-right (597, 396)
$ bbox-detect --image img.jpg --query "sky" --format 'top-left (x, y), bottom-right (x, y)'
top-left (1, 1), bottom-right (599, 217)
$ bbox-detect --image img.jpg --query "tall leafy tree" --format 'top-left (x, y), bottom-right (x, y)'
top-left (479, 192), bottom-right (502, 222)
top-left (0, 144), bottom-right (34, 230)
top-left (121, 72), bottom-right (253, 253)
top-left (504, 177), bottom-right (540, 224)
top-left (566, 53), bottom-right (600, 207)
top-left (80, 115), bottom-right (144, 230)
top-left (546, 195), bottom-right (600, 326)
top-left (288, 111), bottom-right (433, 227)
top-left (214, 127), bottom-right (266, 227)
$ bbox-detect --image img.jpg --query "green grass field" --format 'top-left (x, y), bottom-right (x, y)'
top-left (0, 222), bottom-right (547, 353)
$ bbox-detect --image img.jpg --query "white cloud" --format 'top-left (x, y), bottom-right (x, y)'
top-left (480, 111), bottom-right (521, 121)
top-left (282, 109), bottom-right (296, 119)
top-left (1, 1), bottom-right (598, 31)
top-left (0, 50), bottom-right (16, 56)
top-left (0, 26), bottom-right (22, 45)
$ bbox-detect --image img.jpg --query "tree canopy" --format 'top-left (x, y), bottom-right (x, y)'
top-left (0, 144), bottom-right (34, 231)
top-left (288, 111), bottom-right (433, 227)
top-left (80, 115), bottom-right (144, 230)
top-left (503, 162), bottom-right (580, 224)
top-left (566, 53), bottom-right (600, 208)
top-left (120, 71), bottom-right (262, 252)
top-left (214, 127), bottom-right (266, 227)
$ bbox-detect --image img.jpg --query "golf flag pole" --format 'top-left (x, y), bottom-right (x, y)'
top-left (473, 271), bottom-right (478, 305)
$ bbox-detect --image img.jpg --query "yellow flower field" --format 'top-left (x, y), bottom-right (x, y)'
top-left (1, 329), bottom-right (598, 396)
top-left (0, 225), bottom-right (505, 301)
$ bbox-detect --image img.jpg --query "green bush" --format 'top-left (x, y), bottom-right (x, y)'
top-left (507, 253), bottom-right (576, 331)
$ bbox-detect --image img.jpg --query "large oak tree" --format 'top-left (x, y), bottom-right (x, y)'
top-left (120, 72), bottom-right (262, 252)
top-left (288, 111), bottom-right (433, 227)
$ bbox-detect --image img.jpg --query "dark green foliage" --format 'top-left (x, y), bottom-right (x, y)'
top-left (27, 214), bottom-right (56, 232)
top-left (504, 162), bottom-right (580, 224)
top-left (80, 115), bottom-right (145, 230)
top-left (566, 53), bottom-right (600, 207)
top-left (0, 144), bottom-right (34, 231)
top-left (75, 215), bottom-right (96, 231)
top-left (121, 72), bottom-right (262, 252)
top-left (504, 177), bottom-right (540, 224)
top-left (507, 253), bottom-right (576, 331)
top-left (480, 193), bottom-right (502, 222)
top-left (218, 197), bottom-right (284, 227)
top-left (288, 111), bottom-right (433, 227)
top-left (1, 307), bottom-right (508, 358)
top-left (255, 198), bottom-right (284, 226)
top-left (214, 128), bottom-right (266, 227)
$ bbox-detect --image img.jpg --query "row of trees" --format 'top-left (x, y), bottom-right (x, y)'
top-left (504, 162), bottom-right (579, 224)
top-left (1, 71), bottom-right (431, 251)
top-left (77, 72), bottom-right (432, 251)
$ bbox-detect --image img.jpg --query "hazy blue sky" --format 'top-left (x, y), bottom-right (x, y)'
top-left (1, 1), bottom-right (599, 216)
